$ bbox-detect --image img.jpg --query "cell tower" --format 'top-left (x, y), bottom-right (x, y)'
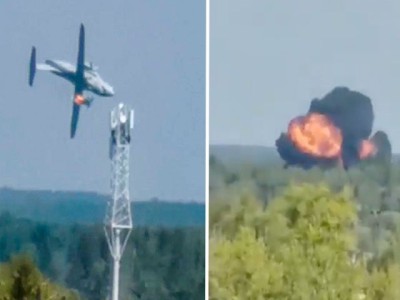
top-left (105, 103), bottom-right (134, 300)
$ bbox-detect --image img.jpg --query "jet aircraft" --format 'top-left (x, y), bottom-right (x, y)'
top-left (29, 23), bottom-right (115, 138)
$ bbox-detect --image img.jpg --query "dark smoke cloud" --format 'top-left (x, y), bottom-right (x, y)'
top-left (309, 87), bottom-right (374, 140)
top-left (276, 87), bottom-right (390, 169)
top-left (371, 131), bottom-right (392, 163)
top-left (276, 133), bottom-right (338, 169)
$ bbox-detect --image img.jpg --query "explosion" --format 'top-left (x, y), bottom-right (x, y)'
top-left (276, 87), bottom-right (386, 169)
top-left (288, 113), bottom-right (342, 159)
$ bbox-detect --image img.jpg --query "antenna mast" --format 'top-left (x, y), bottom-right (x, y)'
top-left (105, 103), bottom-right (134, 300)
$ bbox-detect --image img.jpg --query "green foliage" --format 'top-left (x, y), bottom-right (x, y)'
top-left (210, 227), bottom-right (285, 300)
top-left (364, 264), bottom-right (400, 300)
top-left (211, 184), bottom-right (371, 299)
top-left (0, 255), bottom-right (78, 299)
top-left (210, 192), bottom-right (264, 239)
top-left (210, 145), bottom-right (400, 299)
top-left (0, 214), bottom-right (205, 300)
top-left (210, 178), bottom-right (400, 299)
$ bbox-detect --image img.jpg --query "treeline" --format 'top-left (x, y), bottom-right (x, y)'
top-left (0, 213), bottom-right (205, 300)
top-left (0, 188), bottom-right (204, 227)
top-left (209, 155), bottom-right (400, 299)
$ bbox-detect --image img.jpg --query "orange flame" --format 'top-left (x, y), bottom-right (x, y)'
top-left (359, 140), bottom-right (377, 159)
top-left (288, 113), bottom-right (342, 159)
top-left (288, 113), bottom-right (378, 164)
top-left (74, 94), bottom-right (85, 106)
top-left (287, 113), bottom-right (377, 162)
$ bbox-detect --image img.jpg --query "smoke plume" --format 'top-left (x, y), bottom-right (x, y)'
top-left (276, 87), bottom-right (390, 169)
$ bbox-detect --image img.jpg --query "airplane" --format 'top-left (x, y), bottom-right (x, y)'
top-left (29, 23), bottom-right (115, 138)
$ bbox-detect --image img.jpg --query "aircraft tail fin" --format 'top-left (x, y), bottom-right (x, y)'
top-left (29, 46), bottom-right (36, 86)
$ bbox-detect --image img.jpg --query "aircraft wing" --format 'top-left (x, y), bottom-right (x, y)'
top-left (70, 23), bottom-right (85, 139)
top-left (74, 23), bottom-right (85, 95)
top-left (70, 103), bottom-right (80, 138)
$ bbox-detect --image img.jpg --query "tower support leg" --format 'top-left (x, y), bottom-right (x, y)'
top-left (112, 229), bottom-right (121, 300)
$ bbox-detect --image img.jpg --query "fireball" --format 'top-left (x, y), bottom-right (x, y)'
top-left (288, 113), bottom-right (342, 159)
top-left (74, 94), bottom-right (85, 106)
top-left (287, 112), bottom-right (377, 162)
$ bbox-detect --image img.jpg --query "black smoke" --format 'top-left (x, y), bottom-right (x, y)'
top-left (371, 131), bottom-right (392, 164)
top-left (276, 87), bottom-right (390, 169)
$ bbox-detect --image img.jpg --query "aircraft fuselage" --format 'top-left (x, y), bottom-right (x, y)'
top-left (43, 59), bottom-right (114, 97)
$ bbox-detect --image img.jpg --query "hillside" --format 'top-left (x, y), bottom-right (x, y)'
top-left (210, 144), bottom-right (281, 166)
top-left (0, 188), bottom-right (204, 227)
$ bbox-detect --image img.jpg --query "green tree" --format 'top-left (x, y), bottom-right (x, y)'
top-left (210, 184), bottom-right (367, 299)
top-left (0, 255), bottom-right (79, 300)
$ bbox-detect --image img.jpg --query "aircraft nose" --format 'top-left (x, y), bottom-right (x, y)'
top-left (105, 86), bottom-right (114, 96)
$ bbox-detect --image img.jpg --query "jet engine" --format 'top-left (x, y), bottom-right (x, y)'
top-left (73, 94), bottom-right (93, 107)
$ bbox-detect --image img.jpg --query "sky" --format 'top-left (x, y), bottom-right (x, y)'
top-left (0, 1), bottom-right (205, 202)
top-left (211, 0), bottom-right (400, 153)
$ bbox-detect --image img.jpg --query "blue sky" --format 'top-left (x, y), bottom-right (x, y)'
top-left (0, 1), bottom-right (205, 202)
top-left (211, 0), bottom-right (400, 153)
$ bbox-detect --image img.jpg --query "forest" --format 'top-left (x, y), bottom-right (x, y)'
top-left (0, 197), bottom-right (205, 299)
top-left (210, 145), bottom-right (400, 299)
top-left (0, 189), bottom-right (204, 227)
